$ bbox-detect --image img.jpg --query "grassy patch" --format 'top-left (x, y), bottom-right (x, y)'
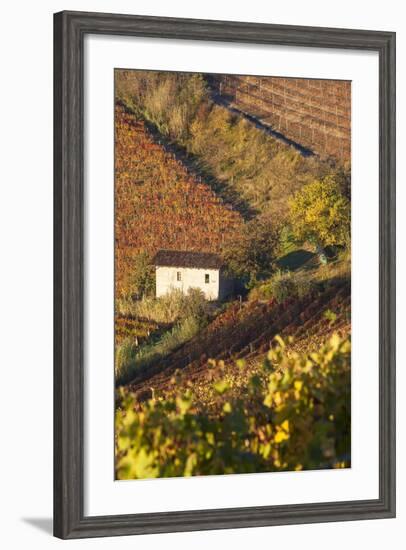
top-left (115, 288), bottom-right (215, 384)
top-left (115, 315), bottom-right (205, 385)
top-left (249, 269), bottom-right (316, 303)
top-left (249, 251), bottom-right (350, 303)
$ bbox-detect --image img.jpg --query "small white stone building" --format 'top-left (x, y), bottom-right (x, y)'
top-left (153, 250), bottom-right (232, 301)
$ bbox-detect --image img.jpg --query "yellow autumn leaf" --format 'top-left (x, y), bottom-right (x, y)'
top-left (223, 402), bottom-right (232, 413)
top-left (281, 419), bottom-right (290, 432)
top-left (274, 430), bottom-right (289, 444)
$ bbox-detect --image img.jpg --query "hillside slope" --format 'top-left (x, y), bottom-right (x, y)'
top-left (115, 104), bottom-right (244, 297)
top-left (207, 74), bottom-right (351, 164)
top-left (116, 71), bottom-right (340, 222)
top-left (126, 276), bottom-right (350, 403)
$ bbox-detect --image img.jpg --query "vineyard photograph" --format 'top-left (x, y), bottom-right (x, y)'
top-left (114, 69), bottom-right (351, 480)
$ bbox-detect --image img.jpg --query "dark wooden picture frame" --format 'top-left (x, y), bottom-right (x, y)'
top-left (54, 10), bottom-right (396, 539)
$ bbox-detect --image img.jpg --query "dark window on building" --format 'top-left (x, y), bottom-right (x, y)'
top-left (205, 273), bottom-right (210, 284)
top-left (177, 271), bottom-right (182, 281)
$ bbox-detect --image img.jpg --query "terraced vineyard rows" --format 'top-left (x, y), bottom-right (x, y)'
top-left (208, 74), bottom-right (351, 163)
top-left (127, 280), bottom-right (350, 398)
top-left (115, 104), bottom-right (244, 297)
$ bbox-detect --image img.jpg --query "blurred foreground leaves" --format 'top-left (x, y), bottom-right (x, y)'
top-left (116, 334), bottom-right (350, 479)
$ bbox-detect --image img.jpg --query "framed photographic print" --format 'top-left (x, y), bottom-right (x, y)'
top-left (54, 11), bottom-right (396, 539)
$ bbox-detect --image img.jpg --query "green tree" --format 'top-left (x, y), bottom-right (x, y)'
top-left (128, 252), bottom-right (155, 299)
top-left (289, 176), bottom-right (350, 252)
top-left (222, 217), bottom-right (280, 286)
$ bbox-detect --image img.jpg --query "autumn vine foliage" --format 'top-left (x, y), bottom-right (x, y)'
top-left (116, 69), bottom-right (349, 222)
top-left (126, 277), bottom-right (350, 397)
top-left (115, 104), bottom-right (244, 298)
top-left (113, 70), bottom-right (352, 479)
top-left (115, 334), bottom-right (351, 479)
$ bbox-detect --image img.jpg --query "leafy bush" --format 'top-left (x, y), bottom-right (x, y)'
top-left (249, 270), bottom-right (315, 303)
top-left (289, 176), bottom-right (350, 250)
top-left (221, 216), bottom-right (281, 285)
top-left (115, 334), bottom-right (351, 479)
top-left (121, 251), bottom-right (155, 300)
top-left (117, 288), bottom-right (208, 324)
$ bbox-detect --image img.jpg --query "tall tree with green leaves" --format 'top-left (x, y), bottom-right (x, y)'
top-left (128, 252), bottom-right (155, 299)
top-left (222, 217), bottom-right (281, 287)
top-left (289, 176), bottom-right (350, 254)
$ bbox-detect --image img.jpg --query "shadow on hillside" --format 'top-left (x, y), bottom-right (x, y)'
top-left (204, 77), bottom-right (315, 158)
top-left (276, 249), bottom-right (316, 271)
top-left (118, 100), bottom-right (257, 221)
top-left (144, 120), bottom-right (258, 221)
